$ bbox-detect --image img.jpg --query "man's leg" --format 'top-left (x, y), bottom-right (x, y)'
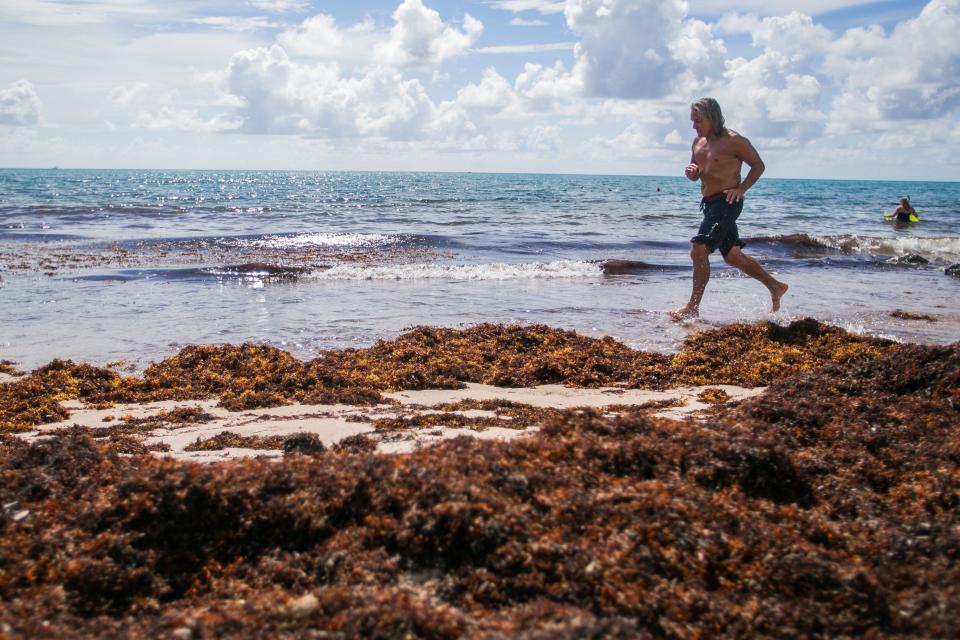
top-left (670, 242), bottom-right (710, 319)
top-left (722, 246), bottom-right (789, 313)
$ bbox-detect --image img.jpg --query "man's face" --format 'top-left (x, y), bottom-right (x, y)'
top-left (691, 109), bottom-right (712, 138)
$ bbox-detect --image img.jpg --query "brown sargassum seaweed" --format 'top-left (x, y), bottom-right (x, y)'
top-left (1, 319), bottom-right (958, 637)
top-left (2, 318), bottom-right (887, 432)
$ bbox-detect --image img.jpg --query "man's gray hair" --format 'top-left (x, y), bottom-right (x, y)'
top-left (691, 97), bottom-right (726, 135)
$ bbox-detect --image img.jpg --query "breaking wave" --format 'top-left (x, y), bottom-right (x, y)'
top-left (750, 233), bottom-right (960, 263)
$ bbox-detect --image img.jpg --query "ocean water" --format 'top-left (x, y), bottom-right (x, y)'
top-left (1, 168), bottom-right (958, 371)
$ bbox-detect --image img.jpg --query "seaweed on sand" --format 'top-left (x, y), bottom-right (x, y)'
top-left (181, 430), bottom-right (333, 455)
top-left (283, 433), bottom-right (327, 456)
top-left (309, 323), bottom-right (674, 389)
top-left (670, 318), bottom-right (890, 387)
top-left (0, 326), bottom-right (957, 637)
top-left (104, 407), bottom-right (217, 436)
top-left (698, 388), bottom-right (731, 405)
top-left (372, 404), bottom-right (565, 433)
top-left (184, 431), bottom-right (290, 452)
top-left (1, 319), bottom-right (898, 434)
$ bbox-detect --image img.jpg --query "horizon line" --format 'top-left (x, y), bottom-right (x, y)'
top-left (1, 166), bottom-right (956, 184)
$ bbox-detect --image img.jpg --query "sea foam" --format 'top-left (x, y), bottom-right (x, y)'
top-left (305, 260), bottom-right (604, 281)
top-left (808, 234), bottom-right (960, 262)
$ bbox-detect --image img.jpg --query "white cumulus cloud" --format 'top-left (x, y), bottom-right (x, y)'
top-left (511, 17), bottom-right (549, 26)
top-left (224, 44), bottom-right (472, 141)
top-left (669, 18), bottom-right (728, 93)
top-left (521, 123), bottom-right (561, 151)
top-left (278, 14), bottom-right (380, 67)
top-left (826, 0), bottom-right (960, 133)
top-left (278, 0), bottom-right (481, 71)
top-left (109, 82), bottom-right (241, 132)
top-left (486, 1), bottom-right (566, 15)
top-left (375, 0), bottom-right (482, 68)
top-left (692, 1), bottom-right (886, 17)
top-left (514, 61), bottom-right (583, 111)
top-left (452, 62), bottom-right (583, 123)
top-left (456, 68), bottom-right (518, 114)
top-left (247, 0), bottom-right (307, 12)
top-left (0, 80), bottom-right (42, 126)
top-left (190, 16), bottom-right (278, 32)
top-left (694, 11), bottom-right (837, 145)
top-left (714, 52), bottom-right (826, 144)
top-left (567, 0), bottom-right (688, 98)
top-left (68, 0), bottom-right (958, 169)
top-left (108, 82), bottom-right (152, 107)
top-left (718, 12), bottom-right (832, 63)
top-left (663, 128), bottom-right (685, 145)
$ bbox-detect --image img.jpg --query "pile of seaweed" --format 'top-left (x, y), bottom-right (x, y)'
top-left (1, 326), bottom-right (958, 637)
top-left (1, 319), bottom-right (889, 432)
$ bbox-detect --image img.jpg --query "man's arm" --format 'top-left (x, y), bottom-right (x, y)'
top-left (684, 140), bottom-right (700, 181)
top-left (724, 136), bottom-right (764, 203)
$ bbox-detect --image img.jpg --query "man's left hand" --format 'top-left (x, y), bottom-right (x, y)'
top-left (723, 187), bottom-right (746, 204)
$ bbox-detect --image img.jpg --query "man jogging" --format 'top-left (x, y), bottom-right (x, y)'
top-left (670, 97), bottom-right (788, 319)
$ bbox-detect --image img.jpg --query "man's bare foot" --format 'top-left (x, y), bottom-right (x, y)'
top-left (669, 305), bottom-right (699, 320)
top-left (770, 281), bottom-right (789, 313)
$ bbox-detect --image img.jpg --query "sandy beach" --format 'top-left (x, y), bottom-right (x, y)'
top-left (21, 382), bottom-right (763, 461)
top-left (2, 318), bottom-right (958, 637)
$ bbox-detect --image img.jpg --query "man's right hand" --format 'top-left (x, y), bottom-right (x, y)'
top-left (684, 164), bottom-right (700, 180)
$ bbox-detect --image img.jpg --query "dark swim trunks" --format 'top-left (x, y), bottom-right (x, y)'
top-left (692, 192), bottom-right (746, 257)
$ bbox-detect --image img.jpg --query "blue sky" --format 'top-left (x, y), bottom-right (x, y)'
top-left (1, 0), bottom-right (956, 179)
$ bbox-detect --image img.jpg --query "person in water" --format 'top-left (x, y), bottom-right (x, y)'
top-left (891, 197), bottom-right (917, 223)
top-left (670, 98), bottom-right (788, 319)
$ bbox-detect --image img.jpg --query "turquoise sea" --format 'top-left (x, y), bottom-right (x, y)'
top-left (1, 169), bottom-right (958, 370)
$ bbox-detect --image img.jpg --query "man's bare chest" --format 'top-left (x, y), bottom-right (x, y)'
top-left (693, 141), bottom-right (741, 176)
top-left (693, 140), bottom-right (737, 165)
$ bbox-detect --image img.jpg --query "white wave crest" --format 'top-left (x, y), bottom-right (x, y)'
top-left (881, 236), bottom-right (960, 260)
top-left (811, 234), bottom-right (960, 261)
top-left (306, 260), bottom-right (604, 281)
